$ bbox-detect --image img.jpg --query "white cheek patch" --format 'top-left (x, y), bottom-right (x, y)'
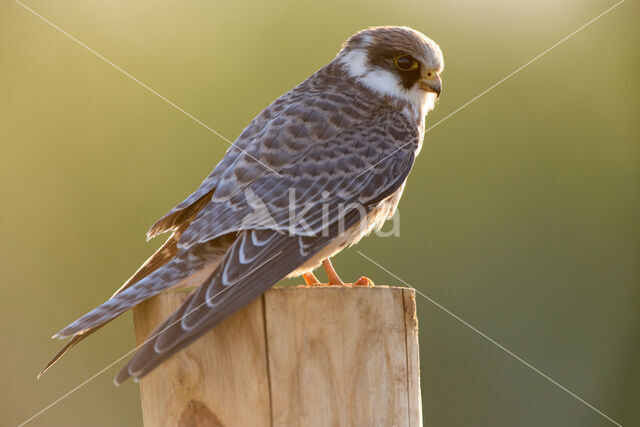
top-left (338, 48), bottom-right (432, 117)
top-left (361, 68), bottom-right (402, 96)
top-left (340, 49), bottom-right (369, 78)
top-left (363, 69), bottom-right (431, 116)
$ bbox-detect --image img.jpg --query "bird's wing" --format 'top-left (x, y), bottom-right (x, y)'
top-left (146, 63), bottom-right (374, 240)
top-left (115, 108), bottom-right (421, 383)
top-left (116, 214), bottom-right (359, 384)
top-left (146, 189), bottom-right (216, 241)
top-left (178, 105), bottom-right (421, 248)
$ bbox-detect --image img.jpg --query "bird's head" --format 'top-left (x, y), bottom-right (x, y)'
top-left (337, 26), bottom-right (444, 114)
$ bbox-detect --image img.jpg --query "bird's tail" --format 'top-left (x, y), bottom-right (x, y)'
top-left (38, 325), bottom-right (106, 378)
top-left (38, 232), bottom-right (235, 377)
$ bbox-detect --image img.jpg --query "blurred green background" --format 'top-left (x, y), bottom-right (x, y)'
top-left (2, 0), bottom-right (638, 426)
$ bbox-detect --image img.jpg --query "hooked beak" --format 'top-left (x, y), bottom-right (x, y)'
top-left (418, 73), bottom-right (442, 98)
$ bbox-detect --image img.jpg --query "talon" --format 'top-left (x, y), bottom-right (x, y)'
top-left (353, 276), bottom-right (374, 287)
top-left (322, 258), bottom-right (345, 286)
top-left (303, 272), bottom-right (320, 286)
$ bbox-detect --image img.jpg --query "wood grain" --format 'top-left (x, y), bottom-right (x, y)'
top-left (133, 286), bottom-right (421, 427)
top-left (133, 290), bottom-right (271, 427)
top-left (402, 288), bottom-right (422, 427)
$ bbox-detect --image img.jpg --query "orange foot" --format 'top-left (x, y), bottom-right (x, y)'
top-left (322, 259), bottom-right (345, 286)
top-left (353, 276), bottom-right (374, 287)
top-left (303, 272), bottom-right (320, 286)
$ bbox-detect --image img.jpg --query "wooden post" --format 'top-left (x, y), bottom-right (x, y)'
top-left (133, 286), bottom-right (422, 427)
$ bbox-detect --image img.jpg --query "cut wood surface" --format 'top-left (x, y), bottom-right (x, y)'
top-left (133, 286), bottom-right (421, 427)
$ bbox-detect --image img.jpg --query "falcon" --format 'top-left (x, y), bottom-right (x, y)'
top-left (40, 26), bottom-right (444, 384)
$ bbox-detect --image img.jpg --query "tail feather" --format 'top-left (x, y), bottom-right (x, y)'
top-left (38, 324), bottom-right (106, 378)
top-left (38, 231), bottom-right (182, 377)
top-left (116, 210), bottom-right (363, 384)
top-left (110, 229), bottom-right (183, 299)
top-left (54, 235), bottom-right (233, 339)
top-left (39, 232), bottom-right (235, 376)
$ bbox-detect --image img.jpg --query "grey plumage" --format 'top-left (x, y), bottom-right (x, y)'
top-left (116, 219), bottom-right (363, 384)
top-left (53, 233), bottom-right (236, 339)
top-left (42, 26), bottom-right (444, 383)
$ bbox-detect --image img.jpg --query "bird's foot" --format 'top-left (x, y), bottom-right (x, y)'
top-left (322, 259), bottom-right (345, 286)
top-left (353, 276), bottom-right (374, 287)
top-left (303, 272), bottom-right (320, 286)
top-left (303, 261), bottom-right (374, 287)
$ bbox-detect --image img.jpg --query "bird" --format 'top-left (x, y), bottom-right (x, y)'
top-left (39, 26), bottom-right (444, 384)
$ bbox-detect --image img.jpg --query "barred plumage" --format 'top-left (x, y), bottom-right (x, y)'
top-left (42, 26), bottom-right (444, 383)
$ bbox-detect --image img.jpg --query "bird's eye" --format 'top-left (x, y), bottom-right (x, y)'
top-left (426, 71), bottom-right (434, 78)
top-left (394, 55), bottom-right (419, 72)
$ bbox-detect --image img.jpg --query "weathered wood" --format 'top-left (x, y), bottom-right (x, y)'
top-left (133, 291), bottom-right (271, 427)
top-left (403, 288), bottom-right (422, 426)
top-left (133, 286), bottom-right (421, 427)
